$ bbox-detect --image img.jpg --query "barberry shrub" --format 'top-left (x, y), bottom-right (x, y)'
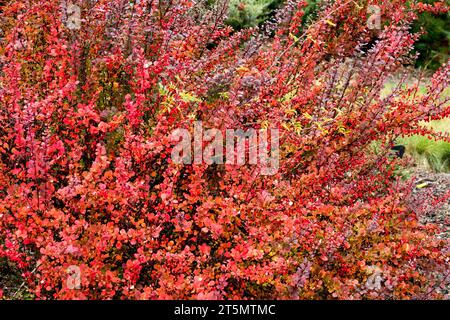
top-left (0, 0), bottom-right (449, 299)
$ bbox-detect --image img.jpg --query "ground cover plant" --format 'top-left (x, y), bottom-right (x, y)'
top-left (399, 118), bottom-right (450, 172)
top-left (0, 0), bottom-right (449, 300)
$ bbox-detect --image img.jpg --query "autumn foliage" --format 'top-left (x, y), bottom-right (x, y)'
top-left (0, 0), bottom-right (449, 299)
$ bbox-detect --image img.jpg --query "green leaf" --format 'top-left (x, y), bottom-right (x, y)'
top-left (180, 91), bottom-right (201, 103)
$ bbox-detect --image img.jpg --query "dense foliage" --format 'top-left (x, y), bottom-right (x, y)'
top-left (0, 0), bottom-right (449, 299)
top-left (227, 0), bottom-right (449, 69)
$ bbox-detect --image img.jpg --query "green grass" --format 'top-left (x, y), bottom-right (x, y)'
top-left (398, 119), bottom-right (450, 173)
top-left (382, 77), bottom-right (450, 173)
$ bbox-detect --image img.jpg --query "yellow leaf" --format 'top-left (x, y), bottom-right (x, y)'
top-left (284, 108), bottom-right (297, 116)
top-left (236, 65), bottom-right (250, 74)
top-left (281, 122), bottom-right (291, 131)
top-left (303, 112), bottom-right (313, 120)
top-left (293, 121), bottom-right (303, 134)
top-left (325, 19), bottom-right (336, 27)
top-left (402, 243), bottom-right (410, 252)
top-left (416, 182), bottom-right (430, 189)
top-left (289, 32), bottom-right (299, 42)
top-left (307, 35), bottom-right (316, 43)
